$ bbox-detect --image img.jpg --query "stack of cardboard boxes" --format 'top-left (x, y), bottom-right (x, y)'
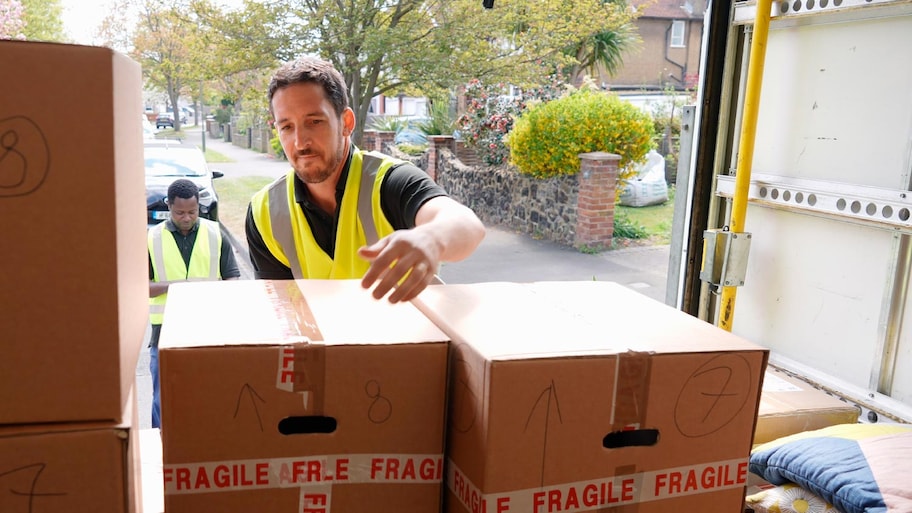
top-left (156, 279), bottom-right (772, 512)
top-left (0, 41), bottom-right (148, 512)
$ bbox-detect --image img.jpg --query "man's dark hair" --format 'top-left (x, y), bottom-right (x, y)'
top-left (267, 56), bottom-right (349, 117)
top-left (167, 178), bottom-right (199, 205)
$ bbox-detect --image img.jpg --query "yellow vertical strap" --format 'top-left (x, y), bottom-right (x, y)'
top-left (719, 0), bottom-right (772, 332)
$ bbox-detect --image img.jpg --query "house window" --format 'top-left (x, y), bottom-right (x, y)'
top-left (670, 20), bottom-right (686, 48)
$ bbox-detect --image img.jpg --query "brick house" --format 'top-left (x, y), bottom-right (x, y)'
top-left (600, 0), bottom-right (705, 91)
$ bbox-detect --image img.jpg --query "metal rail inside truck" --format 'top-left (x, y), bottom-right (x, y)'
top-left (668, 0), bottom-right (912, 423)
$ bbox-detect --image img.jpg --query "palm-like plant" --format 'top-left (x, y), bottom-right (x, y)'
top-left (564, 0), bottom-right (640, 85)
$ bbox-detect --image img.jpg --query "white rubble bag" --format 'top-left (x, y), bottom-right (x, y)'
top-left (618, 149), bottom-right (669, 207)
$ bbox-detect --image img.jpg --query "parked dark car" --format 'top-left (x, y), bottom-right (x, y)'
top-left (155, 112), bottom-right (174, 129)
top-left (145, 144), bottom-right (223, 225)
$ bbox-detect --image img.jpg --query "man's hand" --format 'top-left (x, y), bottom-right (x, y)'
top-left (358, 229), bottom-right (442, 303)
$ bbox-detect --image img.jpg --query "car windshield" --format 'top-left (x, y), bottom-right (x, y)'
top-left (144, 149), bottom-right (208, 177)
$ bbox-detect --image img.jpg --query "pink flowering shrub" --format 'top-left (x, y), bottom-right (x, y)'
top-left (456, 74), bottom-right (565, 166)
top-left (0, 0), bottom-right (26, 40)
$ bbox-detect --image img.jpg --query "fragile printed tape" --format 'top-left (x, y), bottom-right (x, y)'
top-left (266, 281), bottom-right (326, 412)
top-left (449, 457), bottom-right (748, 513)
top-left (163, 453), bottom-right (444, 495)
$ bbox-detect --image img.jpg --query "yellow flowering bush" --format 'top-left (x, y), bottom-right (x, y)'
top-left (507, 89), bottom-right (654, 180)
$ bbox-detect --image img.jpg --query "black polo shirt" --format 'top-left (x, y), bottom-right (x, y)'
top-left (245, 147), bottom-right (447, 280)
top-left (148, 219), bottom-right (241, 280)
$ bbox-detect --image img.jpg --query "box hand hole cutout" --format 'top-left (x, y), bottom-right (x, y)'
top-left (278, 416), bottom-right (338, 435)
top-left (603, 428), bottom-right (660, 448)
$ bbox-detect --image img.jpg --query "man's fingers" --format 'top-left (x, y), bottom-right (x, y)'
top-left (358, 241), bottom-right (392, 290)
top-left (386, 262), bottom-right (432, 303)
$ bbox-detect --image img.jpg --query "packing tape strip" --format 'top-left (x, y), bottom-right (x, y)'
top-left (448, 457), bottom-right (749, 513)
top-left (265, 280), bottom-right (326, 413)
top-left (611, 352), bottom-right (652, 430)
top-left (163, 453), bottom-right (444, 495)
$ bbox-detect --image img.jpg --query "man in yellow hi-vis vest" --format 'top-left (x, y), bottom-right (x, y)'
top-left (148, 179), bottom-right (240, 429)
top-left (246, 56), bottom-right (485, 303)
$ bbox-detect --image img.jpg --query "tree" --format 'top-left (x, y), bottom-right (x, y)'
top-left (132, 0), bottom-right (202, 131)
top-left (208, 0), bottom-right (635, 144)
top-left (20, 0), bottom-right (64, 42)
top-left (188, 0), bottom-right (287, 128)
top-left (565, 23), bottom-right (640, 86)
top-left (0, 0), bottom-right (26, 40)
top-left (96, 0), bottom-right (137, 52)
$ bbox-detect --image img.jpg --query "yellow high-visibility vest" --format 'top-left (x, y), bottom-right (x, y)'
top-left (250, 149), bottom-right (401, 279)
top-left (148, 218), bottom-right (222, 325)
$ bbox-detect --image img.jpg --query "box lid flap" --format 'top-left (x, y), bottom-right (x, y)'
top-left (160, 279), bottom-right (448, 349)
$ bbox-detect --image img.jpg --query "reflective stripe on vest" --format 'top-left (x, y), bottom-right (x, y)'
top-left (251, 149), bottom-right (400, 279)
top-left (148, 218), bottom-right (222, 324)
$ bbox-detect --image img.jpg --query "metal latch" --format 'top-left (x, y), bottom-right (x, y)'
top-left (700, 229), bottom-right (752, 287)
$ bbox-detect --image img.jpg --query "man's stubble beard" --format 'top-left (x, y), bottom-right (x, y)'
top-left (293, 143), bottom-right (346, 185)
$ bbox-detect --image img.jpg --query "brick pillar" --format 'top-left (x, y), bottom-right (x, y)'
top-left (362, 130), bottom-right (377, 152)
top-left (376, 131), bottom-right (396, 152)
top-left (576, 152), bottom-right (620, 251)
top-left (427, 135), bottom-right (455, 181)
top-left (455, 140), bottom-right (479, 167)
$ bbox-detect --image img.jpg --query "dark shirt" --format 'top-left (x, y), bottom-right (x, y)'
top-left (245, 146), bottom-right (447, 280)
top-left (148, 219), bottom-right (241, 280)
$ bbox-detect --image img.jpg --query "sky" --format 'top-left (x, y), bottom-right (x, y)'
top-left (58, 0), bottom-right (245, 46)
top-left (59, 0), bottom-right (111, 45)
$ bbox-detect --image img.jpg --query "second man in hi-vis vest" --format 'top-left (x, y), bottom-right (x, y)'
top-left (148, 179), bottom-right (240, 429)
top-left (246, 56), bottom-right (485, 303)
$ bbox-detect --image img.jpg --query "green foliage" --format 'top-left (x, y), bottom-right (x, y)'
top-left (270, 128), bottom-right (286, 160)
top-left (213, 105), bottom-right (232, 125)
top-left (563, 6), bottom-right (640, 85)
top-left (615, 186), bottom-right (677, 243)
top-left (417, 99), bottom-right (455, 136)
top-left (369, 116), bottom-right (409, 133)
top-left (20, 0), bottom-right (65, 42)
top-left (649, 88), bottom-right (694, 176)
top-left (613, 210), bottom-right (649, 239)
top-left (508, 88), bottom-right (655, 179)
top-left (397, 143), bottom-right (428, 156)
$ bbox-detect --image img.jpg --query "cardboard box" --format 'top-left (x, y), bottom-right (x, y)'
top-left (754, 367), bottom-right (860, 445)
top-left (0, 388), bottom-right (142, 512)
top-left (158, 279), bottom-right (450, 513)
top-left (0, 41), bottom-right (148, 425)
top-left (413, 281), bottom-right (769, 513)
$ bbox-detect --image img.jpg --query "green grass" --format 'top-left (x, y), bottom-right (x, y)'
top-left (203, 148), bottom-right (234, 163)
top-left (615, 185), bottom-right (676, 245)
top-left (215, 176), bottom-right (275, 238)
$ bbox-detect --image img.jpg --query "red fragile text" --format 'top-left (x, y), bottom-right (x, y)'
top-left (276, 458), bottom-right (349, 484)
top-left (532, 478), bottom-right (636, 513)
top-left (280, 347), bottom-right (294, 384)
top-left (301, 491), bottom-right (328, 513)
top-left (370, 457), bottom-right (443, 481)
top-left (164, 462), bottom-right (270, 491)
top-left (653, 461), bottom-right (747, 497)
top-left (452, 467), bottom-right (486, 513)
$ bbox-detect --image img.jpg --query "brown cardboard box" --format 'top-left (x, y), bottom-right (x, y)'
top-left (413, 281), bottom-right (769, 513)
top-left (0, 41), bottom-right (147, 425)
top-left (0, 387), bottom-right (142, 512)
top-left (753, 367), bottom-right (860, 445)
top-left (158, 279), bottom-right (450, 513)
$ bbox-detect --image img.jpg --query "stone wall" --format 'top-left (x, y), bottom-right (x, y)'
top-left (434, 150), bottom-right (581, 247)
top-left (364, 133), bottom-right (621, 249)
